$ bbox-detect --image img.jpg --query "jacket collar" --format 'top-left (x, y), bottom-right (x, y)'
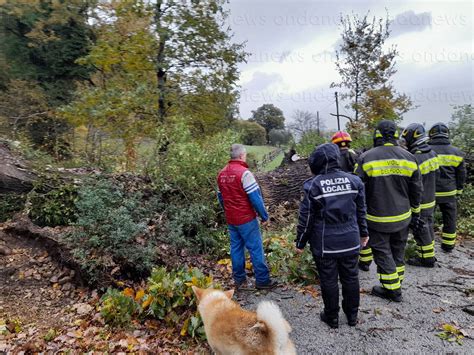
top-left (228, 160), bottom-right (249, 168)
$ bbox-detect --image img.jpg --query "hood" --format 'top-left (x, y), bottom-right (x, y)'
top-left (308, 143), bottom-right (341, 175)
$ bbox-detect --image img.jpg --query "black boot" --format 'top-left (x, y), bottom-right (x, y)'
top-left (320, 311), bottom-right (338, 329)
top-left (346, 313), bottom-right (358, 326)
top-left (371, 286), bottom-right (402, 302)
top-left (441, 245), bottom-right (453, 253)
top-left (407, 256), bottom-right (435, 268)
top-left (358, 263), bottom-right (370, 272)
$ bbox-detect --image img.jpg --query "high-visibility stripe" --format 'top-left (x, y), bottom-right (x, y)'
top-left (367, 210), bottom-right (412, 223)
top-left (353, 163), bottom-right (359, 174)
top-left (378, 272), bottom-right (399, 281)
top-left (396, 266), bottom-right (405, 273)
top-left (457, 190), bottom-right (463, 194)
top-left (359, 247), bottom-right (373, 262)
top-left (381, 282), bottom-right (401, 290)
top-left (442, 239), bottom-right (456, 246)
top-left (437, 154), bottom-right (463, 167)
top-left (418, 157), bottom-right (439, 175)
top-left (419, 243), bottom-right (434, 251)
top-left (436, 190), bottom-right (458, 197)
top-left (419, 251), bottom-right (435, 258)
top-left (420, 201), bottom-right (436, 209)
top-left (411, 206), bottom-right (421, 213)
top-left (442, 232), bottom-right (456, 245)
top-left (362, 159), bottom-right (418, 178)
top-left (442, 232), bottom-right (456, 239)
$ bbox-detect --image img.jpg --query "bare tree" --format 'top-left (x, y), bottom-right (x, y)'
top-left (287, 110), bottom-right (325, 139)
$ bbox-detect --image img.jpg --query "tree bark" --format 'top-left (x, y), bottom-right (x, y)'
top-left (0, 142), bottom-right (36, 194)
top-left (155, 0), bottom-right (167, 122)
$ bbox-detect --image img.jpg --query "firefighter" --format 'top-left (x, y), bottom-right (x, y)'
top-left (331, 131), bottom-right (358, 173)
top-left (402, 124), bottom-right (439, 267)
top-left (428, 123), bottom-right (466, 252)
top-left (355, 120), bottom-right (423, 302)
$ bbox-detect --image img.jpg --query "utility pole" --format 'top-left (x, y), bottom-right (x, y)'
top-left (335, 92), bottom-right (340, 130)
top-left (316, 111), bottom-right (320, 136)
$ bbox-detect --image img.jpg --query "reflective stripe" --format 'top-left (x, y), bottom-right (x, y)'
top-left (442, 232), bottom-right (456, 239)
top-left (360, 247), bottom-right (372, 255)
top-left (442, 233), bottom-right (456, 246)
top-left (367, 210), bottom-right (412, 223)
top-left (411, 206), bottom-right (421, 213)
top-left (418, 157), bottom-right (439, 175)
top-left (362, 159), bottom-right (418, 178)
top-left (436, 190), bottom-right (458, 197)
top-left (420, 201), bottom-right (436, 209)
top-left (359, 256), bottom-right (373, 262)
top-left (353, 163), bottom-right (359, 174)
top-left (382, 282), bottom-right (401, 290)
top-left (419, 251), bottom-right (435, 258)
top-left (442, 239), bottom-right (456, 246)
top-left (378, 272), bottom-right (399, 281)
top-left (419, 242), bottom-right (434, 251)
top-left (396, 266), bottom-right (405, 273)
top-left (437, 154), bottom-right (463, 167)
top-left (457, 190), bottom-right (463, 195)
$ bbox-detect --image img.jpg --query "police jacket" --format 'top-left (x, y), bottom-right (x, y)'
top-left (429, 137), bottom-right (466, 202)
top-left (296, 144), bottom-right (368, 258)
top-left (409, 143), bottom-right (439, 216)
top-left (339, 148), bottom-right (358, 173)
top-left (355, 143), bottom-right (422, 233)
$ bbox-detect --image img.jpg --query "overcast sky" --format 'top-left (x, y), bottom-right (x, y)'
top-left (226, 0), bottom-right (473, 130)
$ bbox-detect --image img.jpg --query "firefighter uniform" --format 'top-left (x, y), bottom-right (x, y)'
top-left (402, 124), bottom-right (439, 267)
top-left (331, 131), bottom-right (358, 173)
top-left (355, 121), bottom-right (422, 302)
top-left (429, 123), bottom-right (466, 251)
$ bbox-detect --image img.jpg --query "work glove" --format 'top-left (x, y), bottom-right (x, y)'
top-left (409, 213), bottom-right (425, 236)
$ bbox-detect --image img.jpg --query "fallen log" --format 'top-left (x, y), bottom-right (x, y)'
top-left (0, 142), bottom-right (36, 193)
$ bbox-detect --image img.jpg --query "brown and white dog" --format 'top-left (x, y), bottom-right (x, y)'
top-left (192, 286), bottom-right (296, 355)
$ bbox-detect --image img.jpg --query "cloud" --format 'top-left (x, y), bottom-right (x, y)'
top-left (243, 71), bottom-right (284, 92)
top-left (390, 10), bottom-right (432, 37)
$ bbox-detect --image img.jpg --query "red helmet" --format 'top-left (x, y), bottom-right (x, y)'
top-left (331, 131), bottom-right (352, 145)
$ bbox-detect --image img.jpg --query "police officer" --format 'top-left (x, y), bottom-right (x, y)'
top-left (296, 143), bottom-right (368, 328)
top-left (331, 131), bottom-right (358, 173)
top-left (402, 124), bottom-right (439, 267)
top-left (355, 120), bottom-right (422, 302)
top-left (429, 123), bottom-right (466, 252)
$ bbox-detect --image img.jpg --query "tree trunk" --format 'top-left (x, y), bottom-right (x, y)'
top-left (155, 0), bottom-right (167, 122)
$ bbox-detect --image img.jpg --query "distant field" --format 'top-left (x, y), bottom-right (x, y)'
top-left (262, 151), bottom-right (284, 172)
top-left (244, 145), bottom-right (278, 161)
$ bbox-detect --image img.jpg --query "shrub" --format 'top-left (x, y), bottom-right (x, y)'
top-left (296, 130), bottom-right (325, 157)
top-left (28, 178), bottom-right (77, 227)
top-left (65, 179), bottom-right (154, 284)
top-left (264, 227), bottom-right (317, 285)
top-left (457, 184), bottom-right (474, 238)
top-left (99, 266), bottom-right (215, 338)
top-left (0, 194), bottom-right (26, 222)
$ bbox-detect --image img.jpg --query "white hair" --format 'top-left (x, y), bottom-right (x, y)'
top-left (230, 144), bottom-right (246, 159)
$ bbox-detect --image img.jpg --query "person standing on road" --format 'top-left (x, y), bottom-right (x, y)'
top-left (295, 143), bottom-right (369, 328)
top-left (217, 144), bottom-right (277, 290)
top-left (428, 123), bottom-right (466, 252)
top-left (355, 120), bottom-right (423, 302)
top-left (402, 124), bottom-right (440, 267)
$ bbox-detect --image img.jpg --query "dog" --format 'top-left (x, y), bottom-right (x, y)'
top-left (192, 286), bottom-right (296, 355)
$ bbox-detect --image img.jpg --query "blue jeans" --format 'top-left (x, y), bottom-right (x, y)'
top-left (228, 218), bottom-right (270, 285)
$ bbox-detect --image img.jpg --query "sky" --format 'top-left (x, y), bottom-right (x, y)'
top-left (226, 0), bottom-right (473, 130)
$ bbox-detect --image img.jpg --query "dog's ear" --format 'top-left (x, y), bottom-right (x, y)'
top-left (224, 289), bottom-right (234, 299)
top-left (192, 286), bottom-right (203, 301)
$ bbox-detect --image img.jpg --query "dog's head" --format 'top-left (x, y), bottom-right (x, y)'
top-left (192, 286), bottom-right (234, 303)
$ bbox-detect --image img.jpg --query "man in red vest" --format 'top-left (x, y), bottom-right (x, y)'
top-left (217, 144), bottom-right (277, 289)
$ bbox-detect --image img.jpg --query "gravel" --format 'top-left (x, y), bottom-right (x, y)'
top-left (237, 240), bottom-right (474, 353)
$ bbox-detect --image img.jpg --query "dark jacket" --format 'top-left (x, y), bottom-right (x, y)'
top-left (339, 148), bottom-right (358, 173)
top-left (355, 143), bottom-right (423, 233)
top-left (296, 144), bottom-right (368, 258)
top-left (429, 137), bottom-right (466, 202)
top-left (409, 143), bottom-right (439, 216)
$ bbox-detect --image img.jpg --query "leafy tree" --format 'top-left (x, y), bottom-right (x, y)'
top-left (296, 130), bottom-right (326, 157)
top-left (449, 104), bottom-right (473, 156)
top-left (234, 120), bottom-right (266, 145)
top-left (268, 129), bottom-right (292, 147)
top-left (152, 0), bottom-right (246, 122)
top-left (332, 13), bottom-right (413, 130)
top-left (0, 0), bottom-right (94, 105)
top-left (249, 104), bottom-right (285, 142)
